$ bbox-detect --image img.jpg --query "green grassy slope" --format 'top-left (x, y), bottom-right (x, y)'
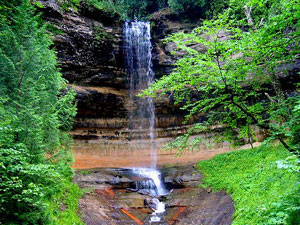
top-left (197, 145), bottom-right (300, 225)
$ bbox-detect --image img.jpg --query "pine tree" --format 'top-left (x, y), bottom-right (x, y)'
top-left (0, 0), bottom-right (77, 223)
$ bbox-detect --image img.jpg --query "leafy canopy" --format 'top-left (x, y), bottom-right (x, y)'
top-left (142, 0), bottom-right (300, 155)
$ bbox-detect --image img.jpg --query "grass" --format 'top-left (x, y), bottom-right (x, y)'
top-left (197, 145), bottom-right (300, 225)
top-left (47, 181), bottom-right (84, 225)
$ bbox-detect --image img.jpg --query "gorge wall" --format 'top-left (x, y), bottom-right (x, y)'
top-left (40, 1), bottom-right (200, 143)
top-left (40, 1), bottom-right (299, 168)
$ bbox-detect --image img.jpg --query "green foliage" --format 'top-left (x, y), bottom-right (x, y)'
top-left (289, 96), bottom-right (300, 152)
top-left (79, 170), bottom-right (92, 175)
top-left (0, 0), bottom-right (81, 224)
top-left (45, 23), bottom-right (65, 35)
top-left (226, 0), bottom-right (285, 27)
top-left (204, 0), bottom-right (230, 19)
top-left (47, 182), bottom-right (84, 225)
top-left (122, 0), bottom-right (168, 19)
top-left (55, 0), bottom-right (168, 19)
top-left (143, 0), bottom-right (300, 155)
top-left (0, 0), bottom-right (77, 156)
top-left (0, 0), bottom-right (23, 23)
top-left (0, 142), bottom-right (63, 224)
top-left (197, 145), bottom-right (300, 225)
top-left (167, 0), bottom-right (230, 19)
top-left (57, 0), bottom-right (232, 20)
top-left (168, 0), bottom-right (206, 16)
top-left (85, 0), bottom-right (124, 15)
top-left (85, 0), bottom-right (167, 19)
top-left (57, 0), bottom-right (81, 11)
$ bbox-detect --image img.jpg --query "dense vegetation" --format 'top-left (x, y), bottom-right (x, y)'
top-left (198, 145), bottom-right (300, 224)
top-left (56, 0), bottom-right (166, 19)
top-left (58, 0), bottom-right (228, 19)
top-left (0, 0), bottom-right (82, 224)
top-left (144, 0), bottom-right (300, 155)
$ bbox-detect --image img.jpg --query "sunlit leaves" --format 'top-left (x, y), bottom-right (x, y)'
top-left (142, 0), bottom-right (299, 153)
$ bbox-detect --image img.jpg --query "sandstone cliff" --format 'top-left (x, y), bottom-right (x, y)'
top-left (40, 1), bottom-right (197, 142)
top-left (40, 1), bottom-right (299, 144)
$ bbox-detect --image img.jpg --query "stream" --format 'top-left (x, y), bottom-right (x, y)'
top-left (131, 168), bottom-right (168, 223)
top-left (75, 165), bottom-right (234, 225)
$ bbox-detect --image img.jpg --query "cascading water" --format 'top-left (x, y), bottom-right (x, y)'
top-left (131, 168), bottom-right (168, 223)
top-left (124, 21), bottom-right (168, 223)
top-left (132, 168), bottom-right (168, 196)
top-left (124, 21), bottom-right (157, 168)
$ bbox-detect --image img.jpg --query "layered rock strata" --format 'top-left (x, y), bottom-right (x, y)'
top-left (40, 1), bottom-right (199, 152)
top-left (40, 2), bottom-right (299, 164)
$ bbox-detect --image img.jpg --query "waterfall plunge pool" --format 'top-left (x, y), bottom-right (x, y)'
top-left (75, 165), bottom-right (234, 225)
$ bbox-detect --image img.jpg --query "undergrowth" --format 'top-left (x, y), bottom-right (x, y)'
top-left (47, 181), bottom-right (84, 225)
top-left (197, 145), bottom-right (300, 225)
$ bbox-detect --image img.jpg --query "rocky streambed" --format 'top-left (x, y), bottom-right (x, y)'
top-left (75, 165), bottom-right (234, 225)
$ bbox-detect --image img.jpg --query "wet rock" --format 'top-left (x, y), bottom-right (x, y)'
top-left (73, 85), bottom-right (127, 119)
top-left (79, 194), bottom-right (115, 225)
top-left (76, 166), bottom-right (234, 224)
top-left (107, 177), bottom-right (136, 189)
top-left (74, 169), bottom-right (136, 189)
top-left (162, 165), bottom-right (203, 188)
top-left (114, 192), bottom-right (151, 209)
top-left (149, 198), bottom-right (160, 210)
top-left (39, 2), bottom-right (299, 145)
top-left (164, 188), bottom-right (234, 225)
top-left (150, 8), bottom-right (202, 78)
top-left (40, 1), bottom-right (125, 88)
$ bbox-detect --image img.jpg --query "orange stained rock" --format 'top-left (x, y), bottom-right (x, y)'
top-left (95, 189), bottom-right (106, 195)
top-left (95, 188), bottom-right (115, 198)
top-left (104, 188), bottom-right (115, 198)
top-left (168, 207), bottom-right (187, 225)
top-left (72, 141), bottom-right (261, 169)
top-left (120, 209), bottom-right (143, 225)
top-left (138, 208), bottom-right (149, 215)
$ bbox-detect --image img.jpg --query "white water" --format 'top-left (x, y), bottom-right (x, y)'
top-left (131, 167), bottom-right (168, 196)
top-left (150, 198), bottom-right (166, 222)
top-left (124, 21), bottom-right (157, 168)
top-left (131, 167), bottom-right (168, 223)
top-left (124, 21), bottom-right (166, 223)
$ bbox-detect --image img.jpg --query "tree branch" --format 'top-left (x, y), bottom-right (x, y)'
top-left (213, 34), bottom-right (296, 155)
top-left (243, 5), bottom-right (255, 29)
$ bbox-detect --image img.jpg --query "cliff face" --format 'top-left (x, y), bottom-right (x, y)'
top-left (41, 1), bottom-right (300, 143)
top-left (41, 1), bottom-right (125, 88)
top-left (40, 1), bottom-right (196, 143)
top-left (150, 8), bottom-right (202, 79)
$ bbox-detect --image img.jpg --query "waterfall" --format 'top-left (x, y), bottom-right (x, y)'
top-left (124, 21), bottom-right (157, 168)
top-left (131, 168), bottom-right (167, 223)
top-left (124, 22), bottom-right (168, 222)
top-left (131, 168), bottom-right (168, 196)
